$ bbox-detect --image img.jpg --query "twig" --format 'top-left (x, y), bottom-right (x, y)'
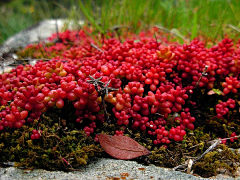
top-left (154, 25), bottom-right (171, 33)
top-left (102, 97), bottom-right (109, 122)
top-left (110, 25), bottom-right (131, 31)
top-left (154, 31), bottom-right (160, 47)
top-left (110, 25), bottom-right (130, 43)
top-left (227, 24), bottom-right (240, 33)
top-left (154, 25), bottom-right (186, 41)
top-left (0, 57), bottom-right (5, 73)
top-left (98, 80), bottom-right (119, 97)
top-left (87, 75), bottom-right (105, 90)
top-left (194, 65), bottom-right (209, 88)
top-left (56, 19), bottom-right (60, 41)
top-left (90, 43), bottom-right (104, 53)
top-left (16, 58), bottom-right (52, 61)
top-left (186, 159), bottom-right (194, 174)
top-left (189, 135), bottom-right (240, 150)
top-left (174, 134), bottom-right (240, 172)
top-left (207, 135), bottom-right (240, 144)
top-left (61, 157), bottom-right (72, 168)
top-left (37, 35), bottom-right (52, 58)
top-left (194, 140), bottom-right (220, 161)
top-left (38, 43), bottom-right (46, 58)
top-left (187, 65), bottom-right (209, 103)
top-left (173, 139), bottom-right (220, 171)
top-left (98, 80), bottom-right (118, 123)
top-left (87, 76), bottom-right (118, 123)
top-left (154, 113), bottom-right (164, 117)
top-left (188, 142), bottom-right (204, 149)
top-left (45, 134), bottom-right (63, 142)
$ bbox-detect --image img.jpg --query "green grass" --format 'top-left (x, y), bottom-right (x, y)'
top-left (0, 0), bottom-right (77, 44)
top-left (78, 0), bottom-right (240, 42)
top-left (0, 0), bottom-right (240, 45)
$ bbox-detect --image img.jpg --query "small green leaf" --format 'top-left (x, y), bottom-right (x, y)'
top-left (191, 8), bottom-right (198, 40)
top-left (170, 28), bottom-right (185, 43)
top-left (212, 88), bottom-right (224, 95)
top-left (134, 39), bottom-right (140, 42)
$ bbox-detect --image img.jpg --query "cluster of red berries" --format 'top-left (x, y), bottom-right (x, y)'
top-left (114, 110), bottom-right (131, 126)
top-left (147, 84), bottom-right (188, 119)
top-left (75, 109), bottom-right (97, 123)
top-left (0, 106), bottom-right (28, 130)
top-left (222, 76), bottom-right (240, 94)
top-left (144, 67), bottom-right (166, 91)
top-left (0, 27), bottom-right (239, 147)
top-left (215, 98), bottom-right (235, 119)
top-left (114, 130), bottom-right (124, 136)
top-left (220, 132), bottom-right (238, 144)
top-left (27, 111), bottom-right (42, 123)
top-left (123, 81), bottom-right (144, 95)
top-left (83, 121), bottom-right (96, 136)
top-left (30, 129), bottom-right (42, 140)
top-left (178, 110), bottom-right (196, 130)
top-left (115, 93), bottom-right (131, 112)
top-left (152, 110), bottom-right (195, 145)
top-left (230, 132), bottom-right (238, 142)
top-left (15, 85), bottom-right (46, 112)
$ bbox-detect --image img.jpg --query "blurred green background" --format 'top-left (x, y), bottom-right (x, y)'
top-left (0, 0), bottom-right (239, 44)
top-left (0, 0), bottom-right (81, 44)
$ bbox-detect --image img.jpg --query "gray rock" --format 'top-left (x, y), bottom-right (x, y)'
top-left (0, 18), bottom-right (84, 74)
top-left (0, 19), bottom-right (84, 57)
top-left (0, 158), bottom-right (209, 180)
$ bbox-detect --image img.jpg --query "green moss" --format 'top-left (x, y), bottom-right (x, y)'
top-left (0, 88), bottom-right (239, 174)
top-left (193, 145), bottom-right (239, 177)
top-left (0, 143), bottom-right (4, 150)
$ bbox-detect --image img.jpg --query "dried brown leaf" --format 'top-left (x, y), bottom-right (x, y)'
top-left (97, 134), bottom-right (151, 160)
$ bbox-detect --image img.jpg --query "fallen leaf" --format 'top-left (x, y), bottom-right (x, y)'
top-left (97, 134), bottom-right (151, 160)
top-left (207, 90), bottom-right (215, 95)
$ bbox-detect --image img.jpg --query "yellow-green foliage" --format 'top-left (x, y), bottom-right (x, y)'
top-left (193, 145), bottom-right (239, 176)
top-left (0, 109), bottom-right (104, 170)
top-left (16, 42), bottom-right (61, 59)
top-left (0, 97), bottom-right (239, 176)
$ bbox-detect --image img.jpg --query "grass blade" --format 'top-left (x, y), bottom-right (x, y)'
top-left (78, 0), bottom-right (104, 34)
top-left (191, 8), bottom-right (198, 40)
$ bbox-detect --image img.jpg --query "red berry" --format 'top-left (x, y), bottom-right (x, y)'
top-left (36, 93), bottom-right (45, 102)
top-left (187, 123), bottom-right (194, 130)
top-left (56, 98), bottom-right (64, 109)
top-left (162, 130), bottom-right (168, 136)
top-left (174, 135), bottom-right (180, 141)
top-left (6, 114), bottom-right (16, 122)
top-left (32, 130), bottom-right (38, 134)
top-left (14, 121), bottom-right (23, 128)
top-left (30, 134), bottom-right (35, 140)
top-left (169, 128), bottom-right (176, 135)
top-left (182, 119), bottom-right (190, 126)
top-left (34, 133), bottom-right (40, 139)
top-left (20, 111), bottom-right (28, 120)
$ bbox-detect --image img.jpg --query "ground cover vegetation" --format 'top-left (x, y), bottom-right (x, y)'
top-left (0, 0), bottom-right (240, 178)
top-left (0, 26), bottom-right (239, 177)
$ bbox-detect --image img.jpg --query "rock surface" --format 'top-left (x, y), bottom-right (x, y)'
top-left (0, 18), bottom-right (84, 73)
top-left (0, 19), bottom-right (84, 57)
top-left (0, 158), bottom-right (211, 180)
